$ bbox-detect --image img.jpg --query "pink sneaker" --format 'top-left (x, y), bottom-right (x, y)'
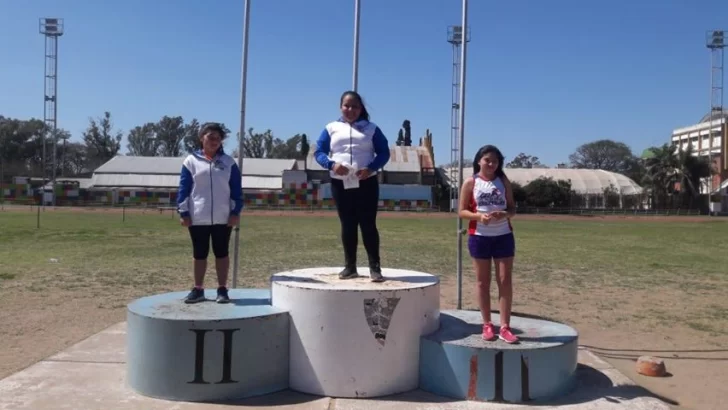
top-left (499, 325), bottom-right (519, 344)
top-left (482, 322), bottom-right (496, 341)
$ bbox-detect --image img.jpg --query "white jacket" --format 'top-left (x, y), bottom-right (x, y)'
top-left (313, 118), bottom-right (390, 179)
top-left (177, 150), bottom-right (243, 226)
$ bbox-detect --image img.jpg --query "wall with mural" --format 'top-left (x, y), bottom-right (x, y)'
top-left (1, 182), bottom-right (434, 211)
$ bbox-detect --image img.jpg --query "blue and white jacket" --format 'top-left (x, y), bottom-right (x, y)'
top-left (313, 118), bottom-right (390, 179)
top-left (177, 149), bottom-right (243, 226)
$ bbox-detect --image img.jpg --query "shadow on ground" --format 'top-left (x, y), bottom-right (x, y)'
top-left (193, 363), bottom-right (677, 408)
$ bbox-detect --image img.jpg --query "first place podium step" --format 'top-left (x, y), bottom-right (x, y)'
top-left (126, 288), bottom-right (289, 402)
top-left (270, 267), bottom-right (441, 399)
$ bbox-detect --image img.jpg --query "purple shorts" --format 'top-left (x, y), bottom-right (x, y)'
top-left (467, 233), bottom-right (515, 260)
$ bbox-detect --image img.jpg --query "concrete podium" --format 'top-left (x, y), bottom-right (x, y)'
top-left (270, 267), bottom-right (440, 398)
top-left (419, 309), bottom-right (579, 403)
top-left (126, 288), bottom-right (289, 402)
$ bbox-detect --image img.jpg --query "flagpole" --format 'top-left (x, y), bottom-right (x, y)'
top-left (232, 0), bottom-right (251, 289)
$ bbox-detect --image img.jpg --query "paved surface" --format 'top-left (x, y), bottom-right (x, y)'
top-left (0, 322), bottom-right (675, 409)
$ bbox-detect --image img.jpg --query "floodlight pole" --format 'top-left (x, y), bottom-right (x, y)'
top-left (353, 0), bottom-right (361, 91)
top-left (232, 0), bottom-right (251, 289)
top-left (456, 0), bottom-right (469, 310)
top-left (39, 18), bottom-right (63, 207)
top-left (706, 30), bottom-right (725, 215)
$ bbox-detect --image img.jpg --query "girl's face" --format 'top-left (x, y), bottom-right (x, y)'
top-left (200, 130), bottom-right (222, 154)
top-left (340, 94), bottom-right (362, 123)
top-left (479, 152), bottom-right (499, 176)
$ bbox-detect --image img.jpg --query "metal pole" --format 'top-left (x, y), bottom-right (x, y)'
top-left (352, 0), bottom-right (361, 91)
top-left (232, 0), bottom-right (251, 289)
top-left (52, 36), bottom-right (58, 206)
top-left (456, 0), bottom-right (469, 310)
top-left (41, 36), bottom-right (47, 209)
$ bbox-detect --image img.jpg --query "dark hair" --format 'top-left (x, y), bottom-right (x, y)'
top-left (340, 91), bottom-right (370, 122)
top-left (199, 122), bottom-right (227, 139)
top-left (472, 144), bottom-right (506, 177)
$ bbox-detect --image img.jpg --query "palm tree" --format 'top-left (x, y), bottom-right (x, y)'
top-left (644, 143), bottom-right (711, 209)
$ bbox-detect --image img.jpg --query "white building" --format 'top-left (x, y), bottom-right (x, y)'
top-left (670, 110), bottom-right (728, 198)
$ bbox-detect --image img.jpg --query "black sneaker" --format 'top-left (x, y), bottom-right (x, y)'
top-left (184, 287), bottom-right (205, 304)
top-left (370, 263), bottom-right (385, 283)
top-left (216, 286), bottom-right (230, 304)
top-left (339, 266), bottom-right (359, 279)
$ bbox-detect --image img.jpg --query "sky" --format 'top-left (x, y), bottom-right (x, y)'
top-left (1, 0), bottom-right (727, 168)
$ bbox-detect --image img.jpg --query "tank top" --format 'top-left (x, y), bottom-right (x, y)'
top-left (467, 174), bottom-right (513, 237)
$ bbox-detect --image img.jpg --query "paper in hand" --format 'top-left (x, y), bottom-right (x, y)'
top-left (341, 162), bottom-right (359, 190)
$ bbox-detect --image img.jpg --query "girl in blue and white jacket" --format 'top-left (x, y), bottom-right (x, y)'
top-left (177, 122), bottom-right (243, 304)
top-left (314, 91), bottom-right (390, 282)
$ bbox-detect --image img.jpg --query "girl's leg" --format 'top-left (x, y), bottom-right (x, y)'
top-left (331, 179), bottom-right (359, 278)
top-left (472, 257), bottom-right (492, 323)
top-left (494, 257), bottom-right (514, 326)
top-left (494, 233), bottom-right (518, 343)
top-left (355, 177), bottom-right (382, 281)
top-left (468, 234), bottom-right (496, 340)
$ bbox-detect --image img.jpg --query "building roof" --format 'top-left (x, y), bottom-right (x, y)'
top-left (442, 167), bottom-right (643, 195)
top-left (304, 146), bottom-right (422, 173)
top-left (43, 178), bottom-right (93, 189)
top-left (699, 109), bottom-right (728, 123)
top-left (94, 155), bottom-right (297, 176)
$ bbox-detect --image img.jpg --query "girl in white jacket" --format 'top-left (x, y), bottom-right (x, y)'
top-left (177, 122), bottom-right (243, 304)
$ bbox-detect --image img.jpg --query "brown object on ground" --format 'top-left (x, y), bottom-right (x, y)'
top-left (636, 356), bottom-right (667, 377)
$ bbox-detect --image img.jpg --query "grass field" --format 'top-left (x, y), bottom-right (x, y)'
top-left (1, 208), bottom-right (728, 409)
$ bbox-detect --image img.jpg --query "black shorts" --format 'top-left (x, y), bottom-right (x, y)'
top-left (188, 224), bottom-right (233, 260)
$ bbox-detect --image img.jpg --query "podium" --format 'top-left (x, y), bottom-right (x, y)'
top-left (126, 268), bottom-right (578, 404)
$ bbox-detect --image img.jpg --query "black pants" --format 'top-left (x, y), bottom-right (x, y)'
top-left (330, 176), bottom-right (380, 268)
top-left (188, 224), bottom-right (233, 260)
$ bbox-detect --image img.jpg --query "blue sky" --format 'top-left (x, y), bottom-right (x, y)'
top-left (1, 0), bottom-right (727, 167)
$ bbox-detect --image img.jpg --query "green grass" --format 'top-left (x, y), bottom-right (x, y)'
top-left (1, 209), bottom-right (728, 334)
top-left (2, 210), bottom-right (727, 287)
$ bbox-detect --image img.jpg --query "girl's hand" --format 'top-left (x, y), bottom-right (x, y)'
top-left (333, 163), bottom-right (349, 176)
top-left (490, 210), bottom-right (508, 220)
top-left (356, 168), bottom-right (371, 180)
top-left (479, 213), bottom-right (491, 224)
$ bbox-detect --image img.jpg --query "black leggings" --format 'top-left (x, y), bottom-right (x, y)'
top-left (330, 176), bottom-right (380, 267)
top-left (188, 224), bottom-right (233, 260)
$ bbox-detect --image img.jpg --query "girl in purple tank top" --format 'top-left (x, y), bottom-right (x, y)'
top-left (458, 145), bottom-right (519, 344)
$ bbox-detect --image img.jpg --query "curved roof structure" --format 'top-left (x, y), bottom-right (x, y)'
top-left (455, 167), bottom-right (644, 195)
top-left (699, 109), bottom-right (728, 123)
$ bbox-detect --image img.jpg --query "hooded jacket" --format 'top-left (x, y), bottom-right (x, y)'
top-left (177, 149), bottom-right (243, 226)
top-left (313, 118), bottom-right (390, 179)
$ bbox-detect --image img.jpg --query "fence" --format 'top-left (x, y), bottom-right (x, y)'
top-left (1, 182), bottom-right (436, 212)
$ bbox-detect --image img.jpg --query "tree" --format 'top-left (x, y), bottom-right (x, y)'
top-left (396, 129), bottom-right (404, 146)
top-left (182, 119), bottom-right (204, 154)
top-left (126, 122), bottom-right (159, 156)
top-left (155, 116), bottom-right (188, 157)
top-left (62, 142), bottom-right (88, 176)
top-left (236, 128), bottom-right (306, 159)
top-left (82, 111), bottom-right (122, 170)
top-left (569, 139), bottom-right (636, 174)
top-left (523, 177), bottom-right (572, 207)
top-left (299, 134), bottom-right (309, 159)
top-left (402, 120), bottom-right (412, 146)
top-left (238, 128), bottom-right (279, 158)
top-left (644, 143), bottom-right (711, 208)
top-left (506, 152), bottom-right (545, 168)
top-left (510, 181), bottom-right (527, 203)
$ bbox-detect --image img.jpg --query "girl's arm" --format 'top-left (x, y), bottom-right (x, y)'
top-left (458, 177), bottom-right (480, 221)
